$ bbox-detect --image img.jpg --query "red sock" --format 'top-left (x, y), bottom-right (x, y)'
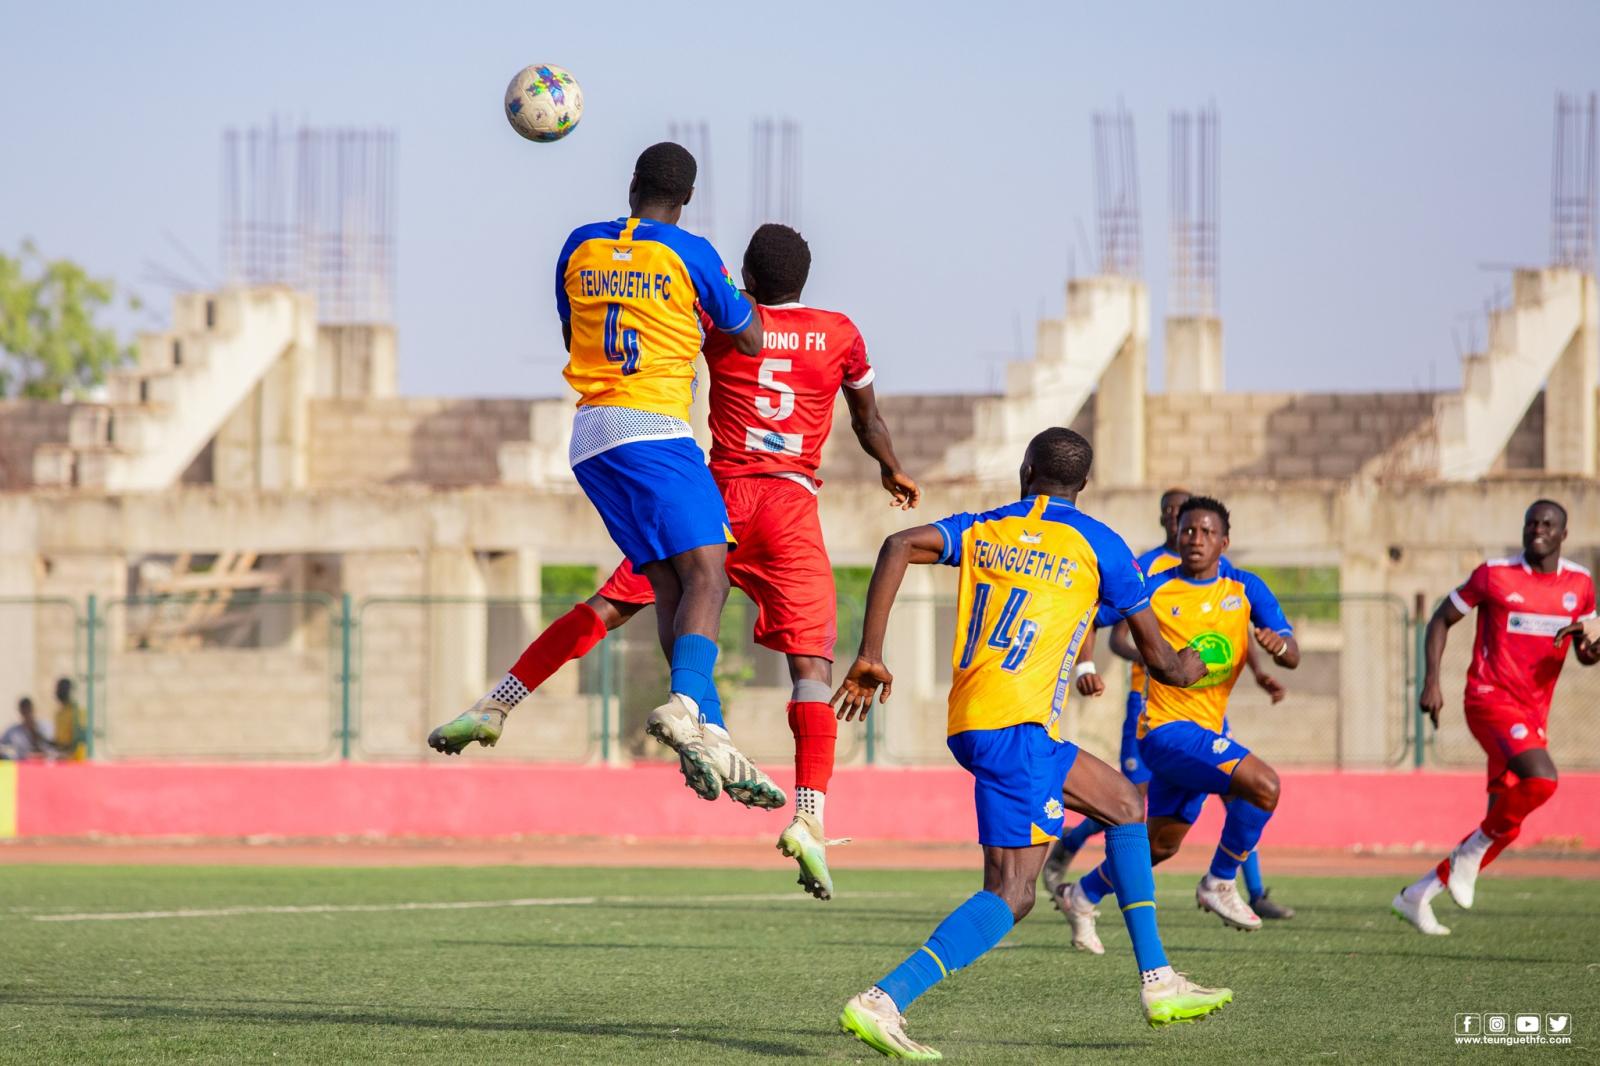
top-left (1478, 775), bottom-right (1557, 869)
top-left (1437, 775), bottom-right (1557, 882)
top-left (509, 603), bottom-right (609, 692)
top-left (787, 701), bottom-right (837, 792)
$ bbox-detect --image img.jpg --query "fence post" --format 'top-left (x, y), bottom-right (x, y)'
top-left (598, 632), bottom-right (613, 763)
top-left (1412, 593), bottom-right (1427, 770)
top-left (85, 593), bottom-right (98, 760)
top-left (340, 593), bottom-right (354, 760)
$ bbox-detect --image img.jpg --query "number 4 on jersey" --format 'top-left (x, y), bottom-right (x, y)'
top-left (604, 303), bottom-right (641, 375)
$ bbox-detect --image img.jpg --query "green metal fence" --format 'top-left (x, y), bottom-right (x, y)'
top-left (5, 589), bottom-right (1598, 769)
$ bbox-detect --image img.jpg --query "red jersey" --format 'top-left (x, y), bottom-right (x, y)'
top-left (1449, 554), bottom-right (1596, 715)
top-left (703, 302), bottom-right (874, 488)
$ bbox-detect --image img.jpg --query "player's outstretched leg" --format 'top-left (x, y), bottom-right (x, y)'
top-left (841, 866), bottom-right (1023, 1059)
top-left (778, 677), bottom-right (842, 898)
top-left (1060, 750), bottom-right (1232, 1025)
top-left (1196, 757), bottom-right (1278, 932)
top-left (1242, 849), bottom-right (1294, 919)
top-left (1443, 768), bottom-right (1557, 909)
top-left (1391, 876), bottom-right (1451, 935)
top-left (429, 600), bottom-right (615, 754)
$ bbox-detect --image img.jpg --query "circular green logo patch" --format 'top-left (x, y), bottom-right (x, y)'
top-left (1187, 631), bottom-right (1235, 689)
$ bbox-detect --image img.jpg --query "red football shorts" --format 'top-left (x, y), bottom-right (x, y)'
top-left (593, 475), bottom-right (837, 659)
top-left (1463, 698), bottom-right (1549, 787)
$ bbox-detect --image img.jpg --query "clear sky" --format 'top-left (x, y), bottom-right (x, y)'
top-left (2, 0), bottom-right (1596, 398)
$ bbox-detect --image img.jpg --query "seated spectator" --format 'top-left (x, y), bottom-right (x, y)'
top-left (1, 697), bottom-right (51, 760)
top-left (52, 677), bottom-right (86, 761)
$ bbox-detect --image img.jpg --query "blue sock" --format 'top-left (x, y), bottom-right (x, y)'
top-left (1078, 862), bottom-right (1115, 905)
top-left (1210, 800), bottom-right (1272, 881)
top-left (669, 634), bottom-right (718, 707)
top-left (877, 891), bottom-right (1014, 1011)
top-left (1242, 848), bottom-right (1265, 901)
top-left (697, 680), bottom-right (726, 731)
top-left (1062, 817), bottom-right (1106, 853)
top-left (1103, 823), bottom-right (1169, 973)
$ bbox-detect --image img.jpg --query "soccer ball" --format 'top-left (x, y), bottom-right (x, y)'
top-left (504, 64), bottom-right (584, 142)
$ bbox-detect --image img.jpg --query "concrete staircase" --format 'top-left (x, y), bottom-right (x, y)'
top-left (947, 276), bottom-right (1147, 484)
top-left (33, 288), bottom-right (314, 492)
top-left (1436, 268), bottom-right (1592, 480)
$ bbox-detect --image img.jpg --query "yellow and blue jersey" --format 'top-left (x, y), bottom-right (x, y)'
top-left (1096, 560), bottom-right (1292, 737)
top-left (1127, 545), bottom-right (1182, 693)
top-left (556, 217), bottom-right (753, 422)
top-left (931, 495), bottom-right (1149, 740)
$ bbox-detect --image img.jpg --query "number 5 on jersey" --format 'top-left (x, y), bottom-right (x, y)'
top-left (603, 303), bottom-right (641, 375)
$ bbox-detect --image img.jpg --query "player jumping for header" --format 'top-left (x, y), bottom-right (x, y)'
top-left (430, 223), bottom-right (920, 895)
top-left (1047, 487), bottom-right (1295, 920)
top-left (832, 428), bottom-right (1231, 1060)
top-left (431, 142), bottom-right (766, 802)
top-left (1393, 499), bottom-right (1598, 935)
top-left (1059, 495), bottom-right (1299, 952)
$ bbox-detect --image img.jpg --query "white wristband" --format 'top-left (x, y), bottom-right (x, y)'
top-left (1073, 661), bottom-right (1097, 680)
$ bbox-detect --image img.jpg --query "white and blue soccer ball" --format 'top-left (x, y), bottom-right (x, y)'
top-left (504, 64), bottom-right (584, 143)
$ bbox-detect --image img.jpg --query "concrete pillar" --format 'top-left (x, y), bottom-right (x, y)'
top-left (1335, 481), bottom-right (1400, 767)
top-left (425, 548), bottom-right (487, 722)
top-left (1093, 283), bottom-right (1149, 488)
top-left (1544, 274), bottom-right (1598, 476)
top-left (1164, 316), bottom-right (1224, 393)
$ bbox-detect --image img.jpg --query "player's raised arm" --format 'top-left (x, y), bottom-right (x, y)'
top-left (1239, 568), bottom-right (1300, 671)
top-left (842, 380), bottom-right (920, 511)
top-left (831, 524), bottom-right (945, 720)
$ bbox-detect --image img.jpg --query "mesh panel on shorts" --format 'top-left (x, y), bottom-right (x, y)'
top-left (570, 405), bottom-right (693, 465)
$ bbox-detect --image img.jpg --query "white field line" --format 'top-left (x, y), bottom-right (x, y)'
top-left (32, 890), bottom-right (918, 924)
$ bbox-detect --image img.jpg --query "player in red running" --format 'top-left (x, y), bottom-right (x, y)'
top-left (430, 223), bottom-right (920, 898)
top-left (1393, 499), bottom-right (1600, 935)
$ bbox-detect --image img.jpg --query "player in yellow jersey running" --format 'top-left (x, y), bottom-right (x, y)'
top-left (830, 429), bottom-right (1232, 1060)
top-left (1060, 495), bottom-right (1299, 951)
top-left (1046, 488), bottom-right (1295, 920)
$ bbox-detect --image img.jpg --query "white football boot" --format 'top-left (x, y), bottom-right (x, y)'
top-left (1390, 888), bottom-right (1451, 935)
top-left (1060, 881), bottom-right (1105, 955)
top-left (1196, 874), bottom-right (1262, 931)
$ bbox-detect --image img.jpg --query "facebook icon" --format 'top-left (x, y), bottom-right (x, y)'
top-left (1455, 1014), bottom-right (1481, 1036)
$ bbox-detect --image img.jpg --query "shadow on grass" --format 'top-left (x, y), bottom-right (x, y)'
top-left (3, 993), bottom-right (813, 1058)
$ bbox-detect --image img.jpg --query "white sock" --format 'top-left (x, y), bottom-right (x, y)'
top-left (1456, 828), bottom-right (1493, 861)
top-left (488, 673), bottom-right (530, 710)
top-left (703, 722), bottom-right (730, 739)
top-left (672, 693), bottom-right (700, 718)
top-left (1405, 871), bottom-right (1445, 903)
top-left (796, 786), bottom-right (825, 824)
top-left (1141, 964), bottom-right (1176, 986)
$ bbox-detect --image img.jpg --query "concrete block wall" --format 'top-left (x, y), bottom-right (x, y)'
top-left (102, 648), bottom-right (336, 759)
top-left (0, 402), bottom-right (72, 491)
top-left (1144, 392), bottom-right (1435, 484)
top-left (308, 398), bottom-right (535, 488)
top-left (815, 393), bottom-right (992, 484)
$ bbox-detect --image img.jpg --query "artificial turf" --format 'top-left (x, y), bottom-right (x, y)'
top-left (1, 866), bottom-right (1594, 1063)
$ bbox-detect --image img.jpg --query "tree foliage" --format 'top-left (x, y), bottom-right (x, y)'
top-left (0, 241), bottom-right (137, 399)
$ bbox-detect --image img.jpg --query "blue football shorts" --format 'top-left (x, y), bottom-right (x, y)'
top-left (572, 436), bottom-right (732, 567)
top-left (1138, 719), bottom-right (1252, 825)
top-left (948, 723), bottom-right (1081, 848)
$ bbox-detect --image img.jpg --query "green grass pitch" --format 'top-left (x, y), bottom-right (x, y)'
top-left (2, 866), bottom-right (1595, 1063)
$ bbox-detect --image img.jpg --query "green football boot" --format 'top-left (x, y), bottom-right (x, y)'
top-left (1141, 971), bottom-right (1233, 1027)
top-left (427, 696), bottom-right (509, 755)
top-left (840, 989), bottom-right (942, 1060)
top-left (776, 811), bottom-right (846, 900)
